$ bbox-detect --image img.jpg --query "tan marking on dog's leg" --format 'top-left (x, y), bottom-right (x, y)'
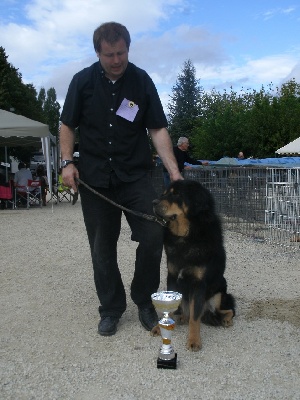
top-left (150, 324), bottom-right (161, 337)
top-left (186, 299), bottom-right (202, 351)
top-left (207, 292), bottom-right (222, 311)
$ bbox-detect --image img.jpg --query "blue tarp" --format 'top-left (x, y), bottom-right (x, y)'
top-left (186, 157), bottom-right (300, 168)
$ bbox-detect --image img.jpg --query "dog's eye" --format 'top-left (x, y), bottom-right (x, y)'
top-left (170, 215), bottom-right (177, 220)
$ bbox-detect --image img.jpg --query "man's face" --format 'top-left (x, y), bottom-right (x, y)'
top-left (181, 141), bottom-right (189, 151)
top-left (97, 38), bottom-right (129, 81)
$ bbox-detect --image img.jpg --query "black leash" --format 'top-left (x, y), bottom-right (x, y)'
top-left (75, 177), bottom-right (166, 227)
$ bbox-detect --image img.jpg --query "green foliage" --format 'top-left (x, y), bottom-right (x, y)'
top-left (191, 80), bottom-right (300, 160)
top-left (0, 47), bottom-right (44, 122)
top-left (0, 47), bottom-right (60, 164)
top-left (38, 87), bottom-right (60, 136)
top-left (167, 59), bottom-right (203, 145)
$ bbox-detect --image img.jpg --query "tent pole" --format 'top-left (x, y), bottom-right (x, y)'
top-left (5, 146), bottom-right (8, 181)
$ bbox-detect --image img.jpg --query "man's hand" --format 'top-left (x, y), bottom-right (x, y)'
top-left (149, 127), bottom-right (183, 182)
top-left (61, 164), bottom-right (79, 192)
top-left (170, 171), bottom-right (184, 182)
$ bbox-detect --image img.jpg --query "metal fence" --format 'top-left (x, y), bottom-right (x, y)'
top-left (151, 165), bottom-right (300, 250)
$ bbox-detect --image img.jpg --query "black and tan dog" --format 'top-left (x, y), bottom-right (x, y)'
top-left (151, 180), bottom-right (235, 351)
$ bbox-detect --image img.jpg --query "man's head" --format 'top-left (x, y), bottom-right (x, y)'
top-left (238, 151), bottom-right (244, 159)
top-left (177, 137), bottom-right (190, 151)
top-left (18, 162), bottom-right (25, 170)
top-left (93, 22), bottom-right (130, 81)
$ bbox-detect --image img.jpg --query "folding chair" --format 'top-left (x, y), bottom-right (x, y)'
top-left (0, 181), bottom-right (14, 209)
top-left (48, 174), bottom-right (78, 205)
top-left (56, 175), bottom-right (72, 203)
top-left (15, 180), bottom-right (42, 208)
top-left (14, 185), bottom-right (29, 208)
top-left (27, 180), bottom-right (42, 208)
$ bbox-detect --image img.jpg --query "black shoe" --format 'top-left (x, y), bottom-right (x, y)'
top-left (98, 316), bottom-right (119, 336)
top-left (138, 306), bottom-right (158, 331)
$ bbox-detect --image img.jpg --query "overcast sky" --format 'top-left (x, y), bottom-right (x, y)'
top-left (1, 0), bottom-right (299, 110)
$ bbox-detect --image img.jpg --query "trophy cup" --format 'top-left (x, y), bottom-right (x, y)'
top-left (151, 291), bottom-right (182, 369)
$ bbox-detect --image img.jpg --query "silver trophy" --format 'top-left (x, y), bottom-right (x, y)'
top-left (151, 291), bottom-right (182, 369)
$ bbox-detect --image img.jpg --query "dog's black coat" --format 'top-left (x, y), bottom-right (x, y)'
top-left (152, 179), bottom-right (235, 351)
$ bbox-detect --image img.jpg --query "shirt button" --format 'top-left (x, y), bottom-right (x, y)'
top-left (109, 158), bottom-right (112, 161)
top-left (110, 108), bottom-right (113, 111)
top-left (109, 124), bottom-right (112, 127)
top-left (109, 141), bottom-right (112, 145)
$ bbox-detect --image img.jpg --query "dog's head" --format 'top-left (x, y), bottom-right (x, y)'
top-left (153, 180), bottom-right (215, 236)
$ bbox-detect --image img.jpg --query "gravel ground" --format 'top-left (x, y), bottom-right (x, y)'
top-left (0, 198), bottom-right (299, 400)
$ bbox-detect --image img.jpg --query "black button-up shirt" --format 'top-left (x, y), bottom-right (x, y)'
top-left (60, 61), bottom-right (168, 187)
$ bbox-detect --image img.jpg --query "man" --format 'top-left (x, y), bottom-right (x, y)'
top-left (60, 22), bottom-right (182, 336)
top-left (163, 137), bottom-right (208, 187)
top-left (14, 162), bottom-right (33, 206)
top-left (14, 162), bottom-right (32, 190)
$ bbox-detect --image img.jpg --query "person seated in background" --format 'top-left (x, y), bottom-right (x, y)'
top-left (14, 162), bottom-right (32, 189)
top-left (237, 151), bottom-right (245, 159)
top-left (36, 164), bottom-right (49, 206)
top-left (14, 162), bottom-right (33, 206)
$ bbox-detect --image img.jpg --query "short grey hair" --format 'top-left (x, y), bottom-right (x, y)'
top-left (177, 137), bottom-right (189, 146)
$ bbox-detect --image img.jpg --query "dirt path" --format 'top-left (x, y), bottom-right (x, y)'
top-left (1, 202), bottom-right (299, 400)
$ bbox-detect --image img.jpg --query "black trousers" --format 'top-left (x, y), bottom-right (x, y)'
top-left (79, 173), bottom-right (164, 319)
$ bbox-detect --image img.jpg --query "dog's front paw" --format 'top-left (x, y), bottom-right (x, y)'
top-left (186, 338), bottom-right (202, 352)
top-left (150, 324), bottom-right (161, 337)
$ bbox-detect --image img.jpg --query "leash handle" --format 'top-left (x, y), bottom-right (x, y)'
top-left (75, 178), bottom-right (166, 227)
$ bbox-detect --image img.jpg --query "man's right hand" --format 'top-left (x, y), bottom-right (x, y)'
top-left (61, 164), bottom-right (79, 193)
top-left (170, 170), bottom-right (184, 182)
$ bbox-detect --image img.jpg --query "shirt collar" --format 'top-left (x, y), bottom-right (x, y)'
top-left (98, 61), bottom-right (127, 83)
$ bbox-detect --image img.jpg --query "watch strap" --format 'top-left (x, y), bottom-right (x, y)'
top-left (61, 160), bottom-right (74, 168)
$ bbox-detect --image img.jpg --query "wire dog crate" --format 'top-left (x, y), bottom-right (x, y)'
top-left (151, 165), bottom-right (300, 250)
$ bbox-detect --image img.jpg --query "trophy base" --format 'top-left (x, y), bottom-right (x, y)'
top-left (157, 353), bottom-right (177, 369)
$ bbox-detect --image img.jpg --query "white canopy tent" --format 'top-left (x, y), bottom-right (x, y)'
top-left (276, 137), bottom-right (300, 155)
top-left (0, 109), bottom-right (57, 192)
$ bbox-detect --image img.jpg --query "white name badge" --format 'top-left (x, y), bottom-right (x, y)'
top-left (116, 98), bottom-right (139, 122)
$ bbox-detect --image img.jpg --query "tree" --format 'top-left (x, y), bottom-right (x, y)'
top-left (191, 80), bottom-right (300, 159)
top-left (274, 79), bottom-right (300, 147)
top-left (39, 87), bottom-right (60, 136)
top-left (0, 46), bottom-right (23, 112)
top-left (37, 87), bottom-right (46, 109)
top-left (0, 47), bottom-right (44, 121)
top-left (167, 59), bottom-right (203, 144)
top-left (0, 47), bottom-right (60, 164)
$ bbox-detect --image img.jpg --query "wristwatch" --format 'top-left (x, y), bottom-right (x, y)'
top-left (61, 160), bottom-right (74, 168)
